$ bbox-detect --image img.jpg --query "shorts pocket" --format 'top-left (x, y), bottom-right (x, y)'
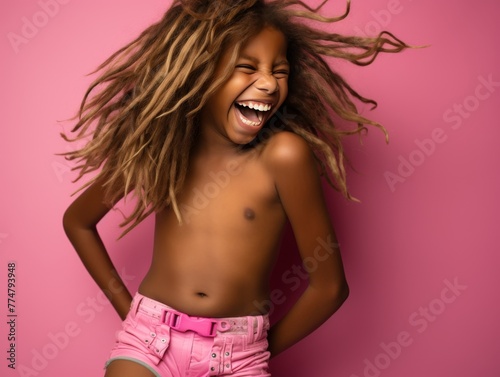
top-left (230, 336), bottom-right (270, 376)
top-left (243, 333), bottom-right (269, 353)
top-left (116, 311), bottom-right (171, 365)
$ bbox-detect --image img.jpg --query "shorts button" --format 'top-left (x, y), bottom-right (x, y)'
top-left (226, 363), bottom-right (230, 368)
top-left (151, 333), bottom-right (156, 337)
top-left (225, 352), bottom-right (230, 356)
top-left (211, 353), bottom-right (217, 358)
top-left (161, 338), bottom-right (167, 343)
top-left (210, 367), bottom-right (215, 371)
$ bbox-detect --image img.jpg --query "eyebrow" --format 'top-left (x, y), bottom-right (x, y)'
top-left (239, 54), bottom-right (290, 67)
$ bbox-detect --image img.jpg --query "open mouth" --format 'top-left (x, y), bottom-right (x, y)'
top-left (235, 101), bottom-right (272, 127)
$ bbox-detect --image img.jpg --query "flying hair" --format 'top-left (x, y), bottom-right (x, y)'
top-left (61, 0), bottom-right (411, 237)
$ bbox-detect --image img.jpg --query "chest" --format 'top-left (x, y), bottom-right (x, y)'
top-left (176, 154), bottom-right (280, 226)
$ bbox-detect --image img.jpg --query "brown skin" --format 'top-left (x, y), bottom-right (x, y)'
top-left (63, 28), bottom-right (349, 366)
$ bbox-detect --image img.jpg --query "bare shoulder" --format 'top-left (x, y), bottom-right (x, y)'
top-left (260, 131), bottom-right (315, 171)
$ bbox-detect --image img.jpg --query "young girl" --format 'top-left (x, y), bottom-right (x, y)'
top-left (62, 1), bottom-right (408, 376)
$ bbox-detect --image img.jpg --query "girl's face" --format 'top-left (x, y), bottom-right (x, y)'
top-left (200, 26), bottom-right (289, 146)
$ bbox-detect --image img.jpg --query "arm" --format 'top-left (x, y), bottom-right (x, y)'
top-left (265, 132), bottom-right (349, 357)
top-left (62, 178), bottom-right (132, 320)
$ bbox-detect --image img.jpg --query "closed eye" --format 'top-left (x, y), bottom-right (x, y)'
top-left (273, 70), bottom-right (289, 79)
top-left (236, 65), bottom-right (256, 73)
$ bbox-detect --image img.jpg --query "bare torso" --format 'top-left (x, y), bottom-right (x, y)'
top-left (138, 141), bottom-right (287, 317)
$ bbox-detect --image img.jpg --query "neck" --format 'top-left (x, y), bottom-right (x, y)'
top-left (193, 124), bottom-right (245, 160)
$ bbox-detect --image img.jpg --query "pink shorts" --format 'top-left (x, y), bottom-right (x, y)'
top-left (105, 293), bottom-right (271, 376)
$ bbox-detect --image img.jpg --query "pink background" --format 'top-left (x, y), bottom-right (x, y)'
top-left (1, 0), bottom-right (499, 376)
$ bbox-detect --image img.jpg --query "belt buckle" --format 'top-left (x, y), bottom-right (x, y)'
top-left (163, 310), bottom-right (218, 338)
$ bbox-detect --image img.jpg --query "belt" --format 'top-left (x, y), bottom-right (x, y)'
top-left (163, 310), bottom-right (220, 337)
top-left (136, 295), bottom-right (255, 338)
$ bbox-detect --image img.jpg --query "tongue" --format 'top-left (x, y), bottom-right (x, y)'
top-left (238, 106), bottom-right (260, 123)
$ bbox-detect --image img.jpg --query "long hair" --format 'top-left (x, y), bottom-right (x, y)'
top-left (61, 0), bottom-right (410, 236)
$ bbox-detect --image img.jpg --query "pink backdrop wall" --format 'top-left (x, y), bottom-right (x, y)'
top-left (1, 1), bottom-right (499, 376)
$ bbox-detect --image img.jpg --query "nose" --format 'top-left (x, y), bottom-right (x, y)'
top-left (255, 72), bottom-right (279, 94)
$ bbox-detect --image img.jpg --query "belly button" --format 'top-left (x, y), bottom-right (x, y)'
top-left (244, 208), bottom-right (255, 220)
top-left (196, 292), bottom-right (208, 298)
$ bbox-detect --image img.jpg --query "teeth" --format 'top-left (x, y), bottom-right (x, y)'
top-left (236, 101), bottom-right (272, 112)
top-left (238, 112), bottom-right (261, 127)
top-left (235, 100), bottom-right (271, 127)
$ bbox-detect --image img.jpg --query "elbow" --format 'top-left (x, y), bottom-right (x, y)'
top-left (62, 208), bottom-right (71, 234)
top-left (338, 280), bottom-right (350, 304)
top-left (327, 279), bottom-right (350, 308)
top-left (62, 206), bottom-right (88, 238)
top-left (62, 207), bottom-right (76, 237)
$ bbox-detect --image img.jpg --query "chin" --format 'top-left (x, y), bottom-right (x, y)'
top-left (233, 136), bottom-right (256, 146)
top-left (226, 129), bottom-right (258, 146)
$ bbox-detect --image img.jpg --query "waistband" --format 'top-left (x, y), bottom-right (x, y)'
top-left (130, 293), bottom-right (269, 339)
